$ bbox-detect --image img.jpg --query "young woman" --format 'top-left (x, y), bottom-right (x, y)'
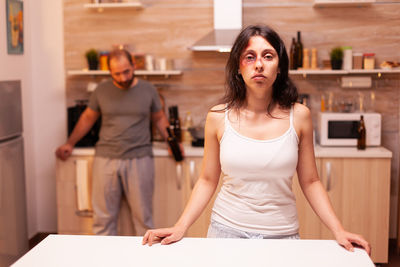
top-left (142, 25), bottom-right (370, 254)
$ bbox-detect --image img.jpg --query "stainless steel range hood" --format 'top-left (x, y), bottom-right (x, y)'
top-left (189, 0), bottom-right (242, 52)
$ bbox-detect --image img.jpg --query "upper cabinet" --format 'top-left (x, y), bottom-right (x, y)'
top-left (313, 0), bottom-right (376, 7)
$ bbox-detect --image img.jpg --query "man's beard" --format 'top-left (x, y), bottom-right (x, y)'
top-left (114, 74), bottom-right (135, 89)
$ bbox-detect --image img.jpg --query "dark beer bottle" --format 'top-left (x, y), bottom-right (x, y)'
top-left (296, 31), bottom-right (303, 69)
top-left (357, 115), bottom-right (366, 150)
top-left (290, 37), bottom-right (296, 70)
top-left (166, 127), bottom-right (184, 162)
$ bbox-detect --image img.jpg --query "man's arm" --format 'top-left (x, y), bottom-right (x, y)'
top-left (55, 107), bottom-right (100, 160)
top-left (151, 109), bottom-right (170, 141)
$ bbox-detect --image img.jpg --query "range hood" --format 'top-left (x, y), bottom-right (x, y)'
top-left (189, 0), bottom-right (242, 52)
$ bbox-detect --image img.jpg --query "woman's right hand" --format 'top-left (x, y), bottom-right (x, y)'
top-left (142, 225), bottom-right (186, 246)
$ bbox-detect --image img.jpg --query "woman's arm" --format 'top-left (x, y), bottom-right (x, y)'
top-left (294, 104), bottom-right (370, 255)
top-left (142, 109), bottom-right (224, 246)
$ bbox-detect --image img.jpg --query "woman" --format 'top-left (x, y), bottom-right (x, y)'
top-left (142, 25), bottom-right (370, 254)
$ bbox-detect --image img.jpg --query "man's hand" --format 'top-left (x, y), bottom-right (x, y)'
top-left (55, 143), bottom-right (74, 160)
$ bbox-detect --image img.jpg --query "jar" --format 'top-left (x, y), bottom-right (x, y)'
top-left (363, 53), bottom-right (375, 70)
top-left (352, 52), bottom-right (363, 69)
top-left (99, 51), bottom-right (109, 71)
top-left (342, 46), bottom-right (352, 70)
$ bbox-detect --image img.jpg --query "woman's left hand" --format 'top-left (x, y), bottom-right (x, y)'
top-left (334, 230), bottom-right (371, 256)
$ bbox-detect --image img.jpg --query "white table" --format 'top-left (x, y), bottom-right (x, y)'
top-left (12, 235), bottom-right (374, 267)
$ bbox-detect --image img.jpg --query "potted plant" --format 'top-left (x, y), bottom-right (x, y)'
top-left (330, 47), bottom-right (343, 70)
top-left (85, 49), bottom-right (99, 70)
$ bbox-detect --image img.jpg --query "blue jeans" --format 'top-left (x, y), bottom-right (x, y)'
top-left (207, 220), bottom-right (300, 240)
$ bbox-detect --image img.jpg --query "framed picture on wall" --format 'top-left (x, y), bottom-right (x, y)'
top-left (6, 0), bottom-right (24, 54)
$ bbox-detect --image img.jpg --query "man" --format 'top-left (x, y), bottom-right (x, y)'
top-left (56, 49), bottom-right (171, 235)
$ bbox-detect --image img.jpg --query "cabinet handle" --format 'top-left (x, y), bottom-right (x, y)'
top-left (75, 210), bottom-right (93, 217)
top-left (189, 160), bottom-right (196, 189)
top-left (326, 161), bottom-right (332, 192)
top-left (175, 163), bottom-right (182, 190)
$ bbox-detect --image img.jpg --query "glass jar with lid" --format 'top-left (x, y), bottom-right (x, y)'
top-left (363, 53), bottom-right (375, 70)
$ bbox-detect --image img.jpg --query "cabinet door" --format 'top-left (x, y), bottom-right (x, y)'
top-left (293, 158), bottom-right (323, 239)
top-left (295, 157), bottom-right (390, 263)
top-left (321, 158), bottom-right (390, 263)
top-left (56, 156), bottom-right (135, 235)
top-left (56, 156), bottom-right (94, 235)
top-left (153, 157), bottom-right (186, 228)
top-left (185, 157), bottom-right (223, 237)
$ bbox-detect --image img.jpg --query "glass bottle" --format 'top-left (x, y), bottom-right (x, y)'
top-left (168, 106), bottom-right (182, 142)
top-left (357, 115), bottom-right (366, 150)
top-left (182, 111), bottom-right (193, 145)
top-left (166, 127), bottom-right (183, 162)
top-left (289, 37), bottom-right (296, 70)
top-left (296, 31), bottom-right (303, 69)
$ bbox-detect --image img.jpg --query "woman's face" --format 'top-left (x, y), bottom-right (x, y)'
top-left (238, 35), bottom-right (280, 93)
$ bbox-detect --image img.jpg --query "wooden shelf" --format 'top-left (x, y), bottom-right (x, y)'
top-left (84, 2), bottom-right (143, 10)
top-left (289, 69), bottom-right (400, 76)
top-left (67, 69), bottom-right (182, 78)
top-left (313, 0), bottom-right (376, 7)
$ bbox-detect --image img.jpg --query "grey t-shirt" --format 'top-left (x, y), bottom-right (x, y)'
top-left (88, 79), bottom-right (162, 159)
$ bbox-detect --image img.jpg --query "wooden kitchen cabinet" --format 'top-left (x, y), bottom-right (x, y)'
top-left (56, 156), bottom-right (134, 235)
top-left (152, 157), bottom-right (186, 228)
top-left (152, 156), bottom-right (221, 237)
top-left (293, 157), bottom-right (391, 263)
top-left (184, 157), bottom-right (223, 237)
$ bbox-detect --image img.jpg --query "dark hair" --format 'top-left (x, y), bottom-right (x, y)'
top-left (107, 49), bottom-right (134, 68)
top-left (222, 24), bottom-right (298, 114)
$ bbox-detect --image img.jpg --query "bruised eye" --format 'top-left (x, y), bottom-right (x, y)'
top-left (244, 54), bottom-right (256, 62)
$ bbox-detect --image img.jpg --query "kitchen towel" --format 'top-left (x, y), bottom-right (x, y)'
top-left (75, 159), bottom-right (92, 212)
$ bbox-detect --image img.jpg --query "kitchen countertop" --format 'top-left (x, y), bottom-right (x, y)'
top-left (72, 142), bottom-right (392, 158)
top-left (12, 235), bottom-right (373, 267)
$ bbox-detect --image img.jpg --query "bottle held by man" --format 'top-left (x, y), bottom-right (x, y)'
top-left (166, 127), bottom-right (184, 162)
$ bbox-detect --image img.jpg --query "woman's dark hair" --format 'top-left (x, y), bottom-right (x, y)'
top-left (222, 24), bottom-right (298, 114)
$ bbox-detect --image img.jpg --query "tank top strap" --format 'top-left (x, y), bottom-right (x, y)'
top-left (289, 105), bottom-right (294, 128)
top-left (224, 105), bottom-right (230, 129)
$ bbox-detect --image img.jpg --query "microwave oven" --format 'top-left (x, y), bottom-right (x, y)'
top-left (317, 112), bottom-right (381, 147)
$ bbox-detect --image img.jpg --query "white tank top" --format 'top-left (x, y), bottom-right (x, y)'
top-left (212, 106), bottom-right (300, 236)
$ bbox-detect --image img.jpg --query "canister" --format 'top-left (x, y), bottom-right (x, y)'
top-left (353, 52), bottom-right (363, 69)
top-left (99, 51), bottom-right (109, 71)
top-left (342, 46), bottom-right (352, 70)
top-left (363, 53), bottom-right (375, 70)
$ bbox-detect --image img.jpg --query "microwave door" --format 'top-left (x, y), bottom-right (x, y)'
top-left (322, 120), bottom-right (359, 146)
top-left (328, 121), bottom-right (359, 139)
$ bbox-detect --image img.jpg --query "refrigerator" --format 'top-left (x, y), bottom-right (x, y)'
top-left (0, 81), bottom-right (28, 266)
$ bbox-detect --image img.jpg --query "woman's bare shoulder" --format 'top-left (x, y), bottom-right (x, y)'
top-left (208, 104), bottom-right (226, 120)
top-left (293, 102), bottom-right (311, 120)
top-left (206, 104), bottom-right (226, 132)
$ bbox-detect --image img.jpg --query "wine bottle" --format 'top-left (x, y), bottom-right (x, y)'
top-left (289, 37), bottom-right (296, 70)
top-left (166, 127), bottom-right (184, 162)
top-left (168, 105), bottom-right (182, 142)
top-left (296, 31), bottom-right (303, 69)
top-left (357, 115), bottom-right (366, 150)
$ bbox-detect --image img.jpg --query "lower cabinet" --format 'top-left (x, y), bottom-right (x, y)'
top-left (56, 156), bottom-right (134, 235)
top-left (152, 156), bottom-right (220, 237)
top-left (293, 157), bottom-right (391, 263)
top-left (56, 154), bottom-right (390, 262)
